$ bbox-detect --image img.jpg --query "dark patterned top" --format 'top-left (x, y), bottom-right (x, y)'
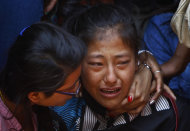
top-left (51, 90), bottom-right (178, 131)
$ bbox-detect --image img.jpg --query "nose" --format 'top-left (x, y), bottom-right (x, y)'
top-left (104, 65), bottom-right (117, 84)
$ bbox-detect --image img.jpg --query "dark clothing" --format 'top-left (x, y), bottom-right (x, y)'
top-left (50, 90), bottom-right (190, 131)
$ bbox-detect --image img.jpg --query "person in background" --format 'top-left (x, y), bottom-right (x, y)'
top-left (144, 12), bottom-right (190, 101)
top-left (143, 12), bottom-right (190, 131)
top-left (0, 22), bottom-right (86, 131)
top-left (170, 0), bottom-right (190, 74)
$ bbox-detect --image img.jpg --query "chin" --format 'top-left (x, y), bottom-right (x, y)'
top-left (101, 101), bottom-right (120, 110)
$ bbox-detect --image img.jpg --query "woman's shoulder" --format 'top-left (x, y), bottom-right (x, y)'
top-left (50, 97), bottom-right (86, 130)
top-left (51, 97), bottom-right (85, 115)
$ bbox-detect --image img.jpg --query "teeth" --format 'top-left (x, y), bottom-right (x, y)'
top-left (101, 88), bottom-right (120, 94)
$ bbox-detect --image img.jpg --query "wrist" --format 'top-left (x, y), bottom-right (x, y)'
top-left (137, 63), bottom-right (153, 80)
top-left (138, 50), bottom-right (153, 55)
top-left (138, 50), bottom-right (153, 65)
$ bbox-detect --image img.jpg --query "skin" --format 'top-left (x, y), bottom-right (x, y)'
top-left (161, 43), bottom-right (190, 78)
top-left (81, 31), bottom-right (137, 110)
top-left (28, 65), bottom-right (81, 106)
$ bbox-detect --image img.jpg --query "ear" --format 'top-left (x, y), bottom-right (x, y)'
top-left (28, 92), bottom-right (41, 104)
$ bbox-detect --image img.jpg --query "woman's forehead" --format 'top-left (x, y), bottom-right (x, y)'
top-left (88, 34), bottom-right (133, 53)
top-left (94, 27), bottom-right (120, 41)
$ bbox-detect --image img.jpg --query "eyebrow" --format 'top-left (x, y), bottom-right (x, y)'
top-left (115, 52), bottom-right (130, 58)
top-left (88, 51), bottom-right (131, 59)
top-left (88, 54), bottom-right (104, 58)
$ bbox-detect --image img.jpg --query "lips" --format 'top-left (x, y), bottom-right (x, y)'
top-left (100, 87), bottom-right (121, 98)
top-left (100, 88), bottom-right (120, 93)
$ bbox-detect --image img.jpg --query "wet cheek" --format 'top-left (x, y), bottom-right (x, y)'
top-left (82, 69), bottom-right (98, 84)
top-left (82, 75), bottom-right (99, 97)
top-left (82, 68), bottom-right (103, 95)
top-left (83, 78), bottom-right (97, 92)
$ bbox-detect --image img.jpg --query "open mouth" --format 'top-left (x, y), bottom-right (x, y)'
top-left (100, 88), bottom-right (121, 94)
top-left (100, 87), bottom-right (121, 98)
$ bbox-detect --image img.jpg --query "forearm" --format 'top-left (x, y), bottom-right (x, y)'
top-left (161, 43), bottom-right (190, 78)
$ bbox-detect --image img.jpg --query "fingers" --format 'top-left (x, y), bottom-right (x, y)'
top-left (110, 99), bottom-right (147, 116)
top-left (117, 81), bottom-right (136, 114)
top-left (163, 84), bottom-right (176, 100)
top-left (150, 66), bottom-right (163, 103)
top-left (123, 66), bottom-right (151, 113)
top-left (121, 97), bottom-right (128, 105)
top-left (146, 54), bottom-right (163, 95)
top-left (150, 80), bottom-right (156, 93)
top-left (121, 95), bottom-right (148, 114)
top-left (153, 70), bottom-right (163, 93)
top-left (127, 80), bottom-right (137, 103)
top-left (44, 0), bottom-right (57, 13)
top-left (122, 95), bottom-right (148, 114)
top-left (150, 80), bottom-right (162, 104)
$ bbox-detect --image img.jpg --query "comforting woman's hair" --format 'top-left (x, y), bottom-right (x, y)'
top-left (0, 22), bottom-right (86, 104)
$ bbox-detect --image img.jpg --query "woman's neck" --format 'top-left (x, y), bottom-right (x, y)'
top-left (83, 89), bottom-right (108, 116)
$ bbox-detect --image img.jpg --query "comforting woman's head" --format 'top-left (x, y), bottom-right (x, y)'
top-left (0, 22), bottom-right (86, 106)
top-left (69, 4), bottom-right (140, 109)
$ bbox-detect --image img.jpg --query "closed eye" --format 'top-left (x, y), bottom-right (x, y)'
top-left (118, 61), bottom-right (129, 65)
top-left (88, 62), bottom-right (103, 66)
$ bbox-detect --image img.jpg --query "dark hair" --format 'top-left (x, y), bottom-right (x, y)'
top-left (65, 4), bottom-right (140, 55)
top-left (0, 22), bottom-right (86, 130)
top-left (0, 22), bottom-right (86, 104)
top-left (56, 0), bottom-right (113, 26)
